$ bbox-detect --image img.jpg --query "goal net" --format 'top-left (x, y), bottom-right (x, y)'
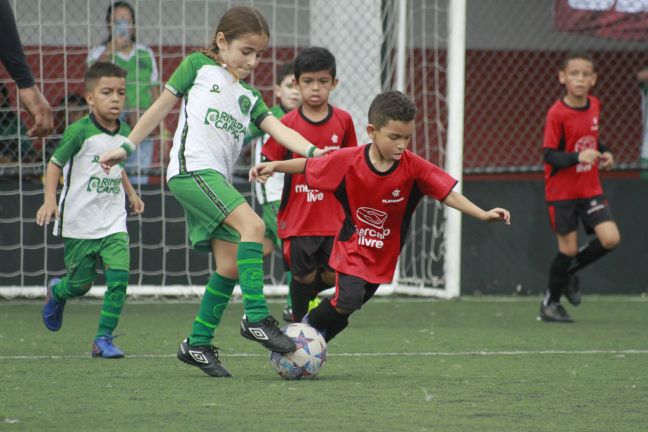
top-left (0, 0), bottom-right (460, 299)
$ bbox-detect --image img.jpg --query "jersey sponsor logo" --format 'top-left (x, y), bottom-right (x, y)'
top-left (294, 183), bottom-right (324, 202)
top-left (238, 95), bottom-right (252, 115)
top-left (204, 108), bottom-right (246, 140)
top-left (86, 176), bottom-right (122, 194)
top-left (210, 84), bottom-right (221, 94)
top-left (382, 189), bottom-right (404, 204)
top-left (357, 207), bottom-right (387, 229)
top-left (356, 207), bottom-right (391, 249)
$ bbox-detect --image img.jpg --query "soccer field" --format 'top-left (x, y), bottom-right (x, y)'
top-left (1, 297), bottom-right (646, 431)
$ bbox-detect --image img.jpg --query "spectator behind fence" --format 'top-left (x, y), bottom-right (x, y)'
top-left (636, 67), bottom-right (648, 179)
top-left (44, 95), bottom-right (88, 163)
top-left (87, 1), bottom-right (159, 184)
top-left (0, 83), bottom-right (32, 164)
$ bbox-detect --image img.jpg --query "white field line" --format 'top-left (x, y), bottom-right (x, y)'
top-left (1, 349), bottom-right (647, 360)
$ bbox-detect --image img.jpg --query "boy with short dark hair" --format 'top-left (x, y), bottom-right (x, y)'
top-left (244, 61), bottom-right (301, 321)
top-left (36, 61), bottom-right (144, 358)
top-left (250, 90), bottom-right (510, 342)
top-left (540, 51), bottom-right (620, 323)
top-left (262, 47), bottom-right (357, 322)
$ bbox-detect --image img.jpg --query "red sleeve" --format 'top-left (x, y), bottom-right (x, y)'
top-left (304, 148), bottom-right (351, 192)
top-left (261, 135), bottom-right (288, 161)
top-left (411, 153), bottom-right (457, 200)
top-left (543, 107), bottom-right (562, 150)
top-left (342, 114), bottom-right (358, 148)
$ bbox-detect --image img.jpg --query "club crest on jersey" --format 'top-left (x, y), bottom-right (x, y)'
top-left (331, 134), bottom-right (339, 145)
top-left (238, 95), bottom-right (251, 115)
top-left (382, 189), bottom-right (404, 204)
top-left (592, 116), bottom-right (598, 131)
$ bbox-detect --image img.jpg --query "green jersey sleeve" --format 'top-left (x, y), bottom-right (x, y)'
top-left (166, 52), bottom-right (207, 97)
top-left (249, 87), bottom-right (271, 129)
top-left (50, 120), bottom-right (86, 167)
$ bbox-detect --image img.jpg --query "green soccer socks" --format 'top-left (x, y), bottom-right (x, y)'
top-left (189, 272), bottom-right (236, 346)
top-left (96, 269), bottom-right (128, 338)
top-left (237, 241), bottom-right (270, 323)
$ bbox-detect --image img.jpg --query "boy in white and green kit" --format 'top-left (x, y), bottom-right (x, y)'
top-left (37, 62), bottom-right (144, 358)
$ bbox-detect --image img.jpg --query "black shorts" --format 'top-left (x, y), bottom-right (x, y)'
top-left (330, 273), bottom-right (380, 311)
top-left (282, 236), bottom-right (334, 277)
top-left (548, 195), bottom-right (614, 235)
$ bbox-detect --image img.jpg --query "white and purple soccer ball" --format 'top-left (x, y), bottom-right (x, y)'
top-left (269, 323), bottom-right (327, 380)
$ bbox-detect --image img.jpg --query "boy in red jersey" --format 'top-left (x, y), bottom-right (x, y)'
top-left (263, 47), bottom-right (357, 322)
top-left (540, 51), bottom-right (620, 323)
top-left (251, 91), bottom-right (510, 342)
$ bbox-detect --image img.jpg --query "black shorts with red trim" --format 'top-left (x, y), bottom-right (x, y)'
top-left (547, 195), bottom-right (614, 235)
top-left (282, 236), bottom-right (334, 277)
top-left (330, 272), bottom-right (380, 311)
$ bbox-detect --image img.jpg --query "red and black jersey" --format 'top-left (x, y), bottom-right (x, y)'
top-left (305, 145), bottom-right (457, 284)
top-left (262, 105), bottom-right (357, 238)
top-left (543, 96), bottom-right (603, 201)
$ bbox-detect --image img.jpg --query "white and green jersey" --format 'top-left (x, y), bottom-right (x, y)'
top-left (165, 52), bottom-right (271, 181)
top-left (51, 115), bottom-right (132, 239)
top-left (249, 105), bottom-right (287, 204)
top-left (87, 43), bottom-right (159, 111)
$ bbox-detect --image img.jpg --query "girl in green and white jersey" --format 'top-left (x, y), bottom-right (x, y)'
top-left (100, 5), bottom-right (330, 378)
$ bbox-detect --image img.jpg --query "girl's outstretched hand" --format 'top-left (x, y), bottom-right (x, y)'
top-left (99, 147), bottom-right (128, 174)
top-left (483, 208), bottom-right (511, 225)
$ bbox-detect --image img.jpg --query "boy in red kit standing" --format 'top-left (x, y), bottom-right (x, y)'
top-left (263, 47), bottom-right (357, 322)
top-left (251, 91), bottom-right (510, 342)
top-left (540, 51), bottom-right (620, 323)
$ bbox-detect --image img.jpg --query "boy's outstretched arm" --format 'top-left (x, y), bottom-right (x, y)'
top-left (259, 116), bottom-right (335, 159)
top-left (442, 191), bottom-right (511, 225)
top-left (121, 171), bottom-right (145, 215)
top-left (100, 89), bottom-right (178, 173)
top-left (36, 162), bottom-right (62, 226)
top-left (249, 158), bottom-right (308, 183)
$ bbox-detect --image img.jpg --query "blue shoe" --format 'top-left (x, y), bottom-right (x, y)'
top-left (42, 278), bottom-right (65, 331)
top-left (92, 335), bottom-right (125, 358)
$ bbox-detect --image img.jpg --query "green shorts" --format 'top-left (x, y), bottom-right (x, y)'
top-left (168, 169), bottom-right (245, 252)
top-left (262, 200), bottom-right (281, 249)
top-left (63, 232), bottom-right (130, 286)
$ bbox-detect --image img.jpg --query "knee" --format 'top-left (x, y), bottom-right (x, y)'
top-left (600, 232), bottom-right (621, 250)
top-left (294, 271), bottom-right (316, 284)
top-left (243, 218), bottom-right (265, 241)
top-left (558, 246), bottom-right (578, 257)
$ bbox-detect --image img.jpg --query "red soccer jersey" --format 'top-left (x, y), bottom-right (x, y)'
top-left (543, 96), bottom-right (603, 201)
top-left (305, 145), bottom-right (457, 284)
top-left (262, 105), bottom-right (357, 238)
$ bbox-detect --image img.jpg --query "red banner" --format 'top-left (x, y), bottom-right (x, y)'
top-left (555, 0), bottom-right (648, 40)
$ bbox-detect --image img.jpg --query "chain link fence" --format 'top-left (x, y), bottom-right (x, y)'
top-left (1, 0), bottom-right (647, 295)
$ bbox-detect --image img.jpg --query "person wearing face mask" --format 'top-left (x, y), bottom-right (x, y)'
top-left (87, 1), bottom-right (159, 184)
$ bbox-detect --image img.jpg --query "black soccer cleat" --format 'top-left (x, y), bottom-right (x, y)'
top-left (176, 338), bottom-right (232, 378)
top-left (563, 274), bottom-right (581, 306)
top-left (240, 315), bottom-right (296, 353)
top-left (538, 301), bottom-right (574, 323)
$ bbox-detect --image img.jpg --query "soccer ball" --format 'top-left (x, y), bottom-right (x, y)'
top-left (269, 323), bottom-right (327, 380)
